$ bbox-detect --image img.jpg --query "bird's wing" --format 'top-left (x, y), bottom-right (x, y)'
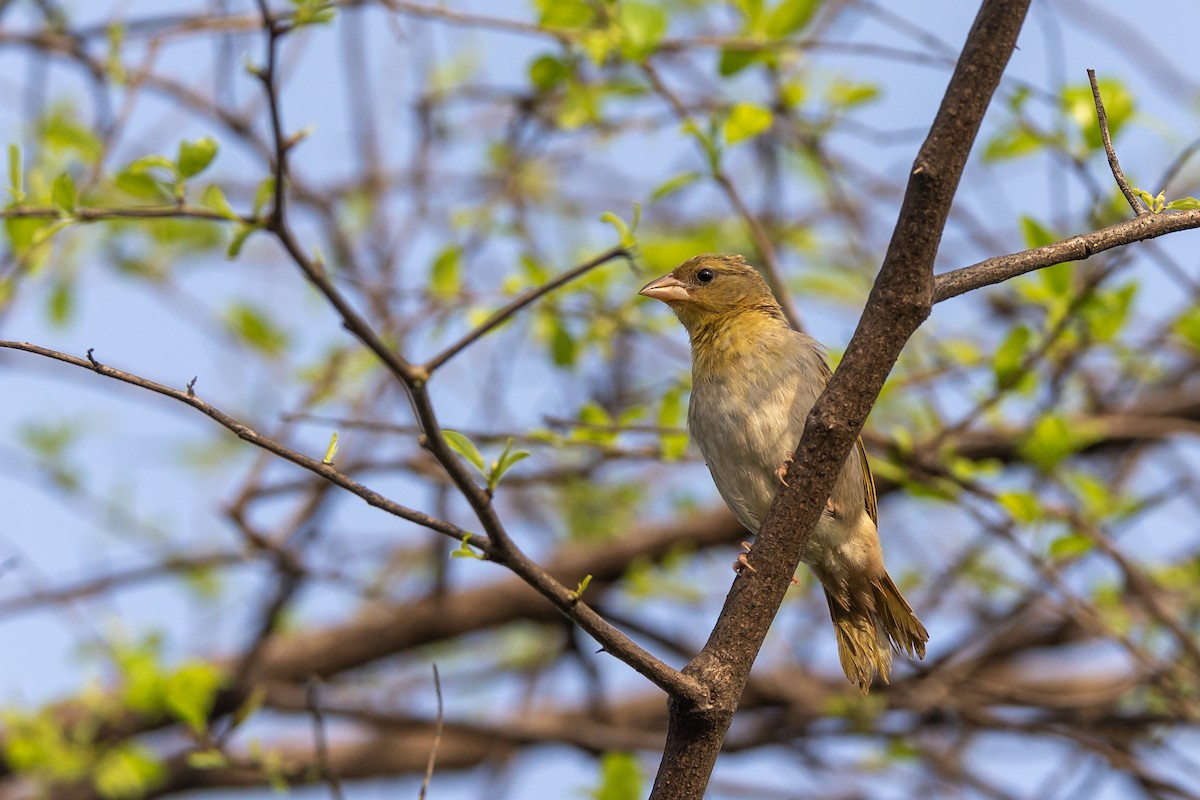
top-left (856, 437), bottom-right (878, 526)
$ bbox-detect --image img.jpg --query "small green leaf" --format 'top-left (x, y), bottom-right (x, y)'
top-left (1062, 78), bottom-right (1134, 151)
top-left (996, 490), bottom-right (1040, 524)
top-left (429, 245), bottom-right (462, 299)
top-left (1020, 215), bottom-right (1057, 249)
top-left (590, 751), bottom-right (642, 800)
top-left (48, 280), bottom-right (73, 326)
top-left (982, 125), bottom-right (1045, 162)
top-left (177, 137), bottom-right (218, 178)
top-left (8, 144), bottom-right (22, 202)
top-left (225, 302), bottom-right (289, 356)
top-left (617, 2), bottom-right (667, 59)
top-left (115, 171), bottom-right (170, 201)
top-left (252, 176), bottom-right (276, 216)
top-left (724, 102), bottom-right (773, 145)
top-left (322, 431), bottom-right (338, 464)
top-left (201, 184), bottom-right (239, 220)
top-left (1173, 306), bottom-right (1200, 351)
top-left (450, 533), bottom-right (486, 560)
top-left (1165, 196), bottom-right (1200, 211)
top-left (1018, 414), bottom-right (1101, 471)
top-left (550, 318), bottom-right (578, 367)
top-left (649, 171), bottom-right (700, 203)
top-left (164, 661), bottom-right (223, 735)
top-left (657, 385), bottom-right (689, 461)
top-left (529, 54), bottom-right (569, 92)
top-left (1049, 532), bottom-right (1093, 559)
top-left (226, 224), bottom-right (259, 258)
top-left (93, 745), bottom-right (166, 800)
top-left (571, 574), bottom-right (593, 599)
top-left (825, 80), bottom-right (879, 108)
top-left (488, 437), bottom-right (531, 491)
top-left (443, 429), bottom-right (486, 472)
top-left (127, 154), bottom-right (177, 175)
top-left (51, 173), bottom-right (77, 214)
top-left (991, 324), bottom-right (1030, 389)
top-left (765, 0), bottom-right (820, 38)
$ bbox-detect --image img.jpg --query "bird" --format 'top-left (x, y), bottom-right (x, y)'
top-left (639, 253), bottom-right (927, 693)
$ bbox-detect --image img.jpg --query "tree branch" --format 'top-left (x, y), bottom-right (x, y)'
top-left (649, 2), bottom-right (1032, 797)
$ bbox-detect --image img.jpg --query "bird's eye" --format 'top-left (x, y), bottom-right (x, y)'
top-left (696, 268), bottom-right (715, 283)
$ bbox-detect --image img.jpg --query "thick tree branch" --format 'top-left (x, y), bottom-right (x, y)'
top-left (649, 2), bottom-right (1032, 797)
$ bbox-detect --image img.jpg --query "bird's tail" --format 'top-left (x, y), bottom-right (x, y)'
top-left (823, 571), bottom-right (928, 694)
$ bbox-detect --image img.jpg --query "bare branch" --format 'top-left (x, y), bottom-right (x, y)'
top-left (1088, 68), bottom-right (1147, 215)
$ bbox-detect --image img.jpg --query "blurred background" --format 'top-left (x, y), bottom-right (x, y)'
top-left (1, 0), bottom-right (1200, 798)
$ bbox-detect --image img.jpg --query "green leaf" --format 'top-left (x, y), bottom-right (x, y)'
top-left (825, 80), bottom-right (879, 108)
top-left (443, 429), bottom-right (486, 472)
top-left (718, 48), bottom-right (762, 77)
top-left (1018, 414), bottom-right (1101, 471)
top-left (600, 205), bottom-right (640, 247)
top-left (51, 172), bottom-right (77, 214)
top-left (48, 279), bottom-right (73, 326)
top-left (115, 171), bottom-right (171, 201)
top-left (550, 319), bottom-right (577, 367)
top-left (996, 490), bottom-right (1040, 524)
top-left (225, 302), bottom-right (289, 356)
top-left (201, 184), bottom-right (239, 220)
top-left (93, 745), bottom-right (166, 800)
top-left (657, 385), bottom-right (689, 461)
top-left (649, 171), bottom-right (700, 203)
top-left (536, 0), bottom-right (595, 28)
top-left (1049, 532), bottom-right (1093, 559)
top-left (991, 324), bottom-right (1030, 389)
top-left (590, 752), bottom-right (642, 800)
top-left (226, 224), bottom-right (259, 258)
top-left (127, 154), bottom-right (177, 175)
top-left (765, 0), bottom-right (820, 38)
top-left (1020, 215), bottom-right (1057, 249)
top-left (724, 102), bottom-right (773, 145)
top-left (252, 176), bottom-right (276, 216)
top-left (617, 2), bottom-right (667, 59)
top-left (322, 431), bottom-right (338, 464)
top-left (487, 436), bottom-right (531, 491)
top-left (450, 533), bottom-right (486, 560)
top-left (429, 245), bottom-right (463, 299)
top-left (1083, 283), bottom-right (1135, 341)
top-left (982, 125), bottom-right (1045, 162)
top-left (1173, 306), bottom-right (1200, 351)
top-left (8, 144), bottom-right (23, 202)
top-left (164, 661), bottom-right (223, 735)
top-left (529, 54), bottom-right (569, 92)
top-left (571, 574), bottom-right (593, 599)
top-left (177, 137), bottom-right (218, 178)
top-left (1165, 196), bottom-right (1200, 211)
top-left (1061, 78), bottom-right (1134, 150)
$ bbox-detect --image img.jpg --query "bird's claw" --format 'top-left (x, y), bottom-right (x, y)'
top-left (733, 541), bottom-right (757, 574)
top-left (775, 456), bottom-right (793, 486)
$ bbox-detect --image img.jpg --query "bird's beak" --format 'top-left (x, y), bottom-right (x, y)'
top-left (638, 273), bottom-right (689, 303)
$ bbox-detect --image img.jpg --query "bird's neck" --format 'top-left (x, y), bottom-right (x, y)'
top-left (685, 307), bottom-right (789, 376)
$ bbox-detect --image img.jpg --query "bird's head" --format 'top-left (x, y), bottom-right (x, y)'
top-left (638, 253), bottom-right (784, 333)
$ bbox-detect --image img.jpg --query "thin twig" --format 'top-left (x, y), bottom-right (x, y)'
top-left (423, 245), bottom-right (631, 373)
top-left (418, 664), bottom-right (444, 800)
top-left (307, 678), bottom-right (345, 800)
top-left (1088, 68), bottom-right (1146, 215)
top-left (0, 340), bottom-right (477, 546)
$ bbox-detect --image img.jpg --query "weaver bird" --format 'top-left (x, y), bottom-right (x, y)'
top-left (639, 253), bottom-right (927, 693)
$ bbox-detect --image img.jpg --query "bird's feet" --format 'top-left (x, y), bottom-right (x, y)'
top-left (733, 541), bottom-right (801, 586)
top-left (733, 541), bottom-right (756, 573)
top-left (775, 455), bottom-right (793, 486)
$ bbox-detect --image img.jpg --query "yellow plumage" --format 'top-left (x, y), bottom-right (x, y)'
top-left (640, 253), bottom-right (928, 693)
